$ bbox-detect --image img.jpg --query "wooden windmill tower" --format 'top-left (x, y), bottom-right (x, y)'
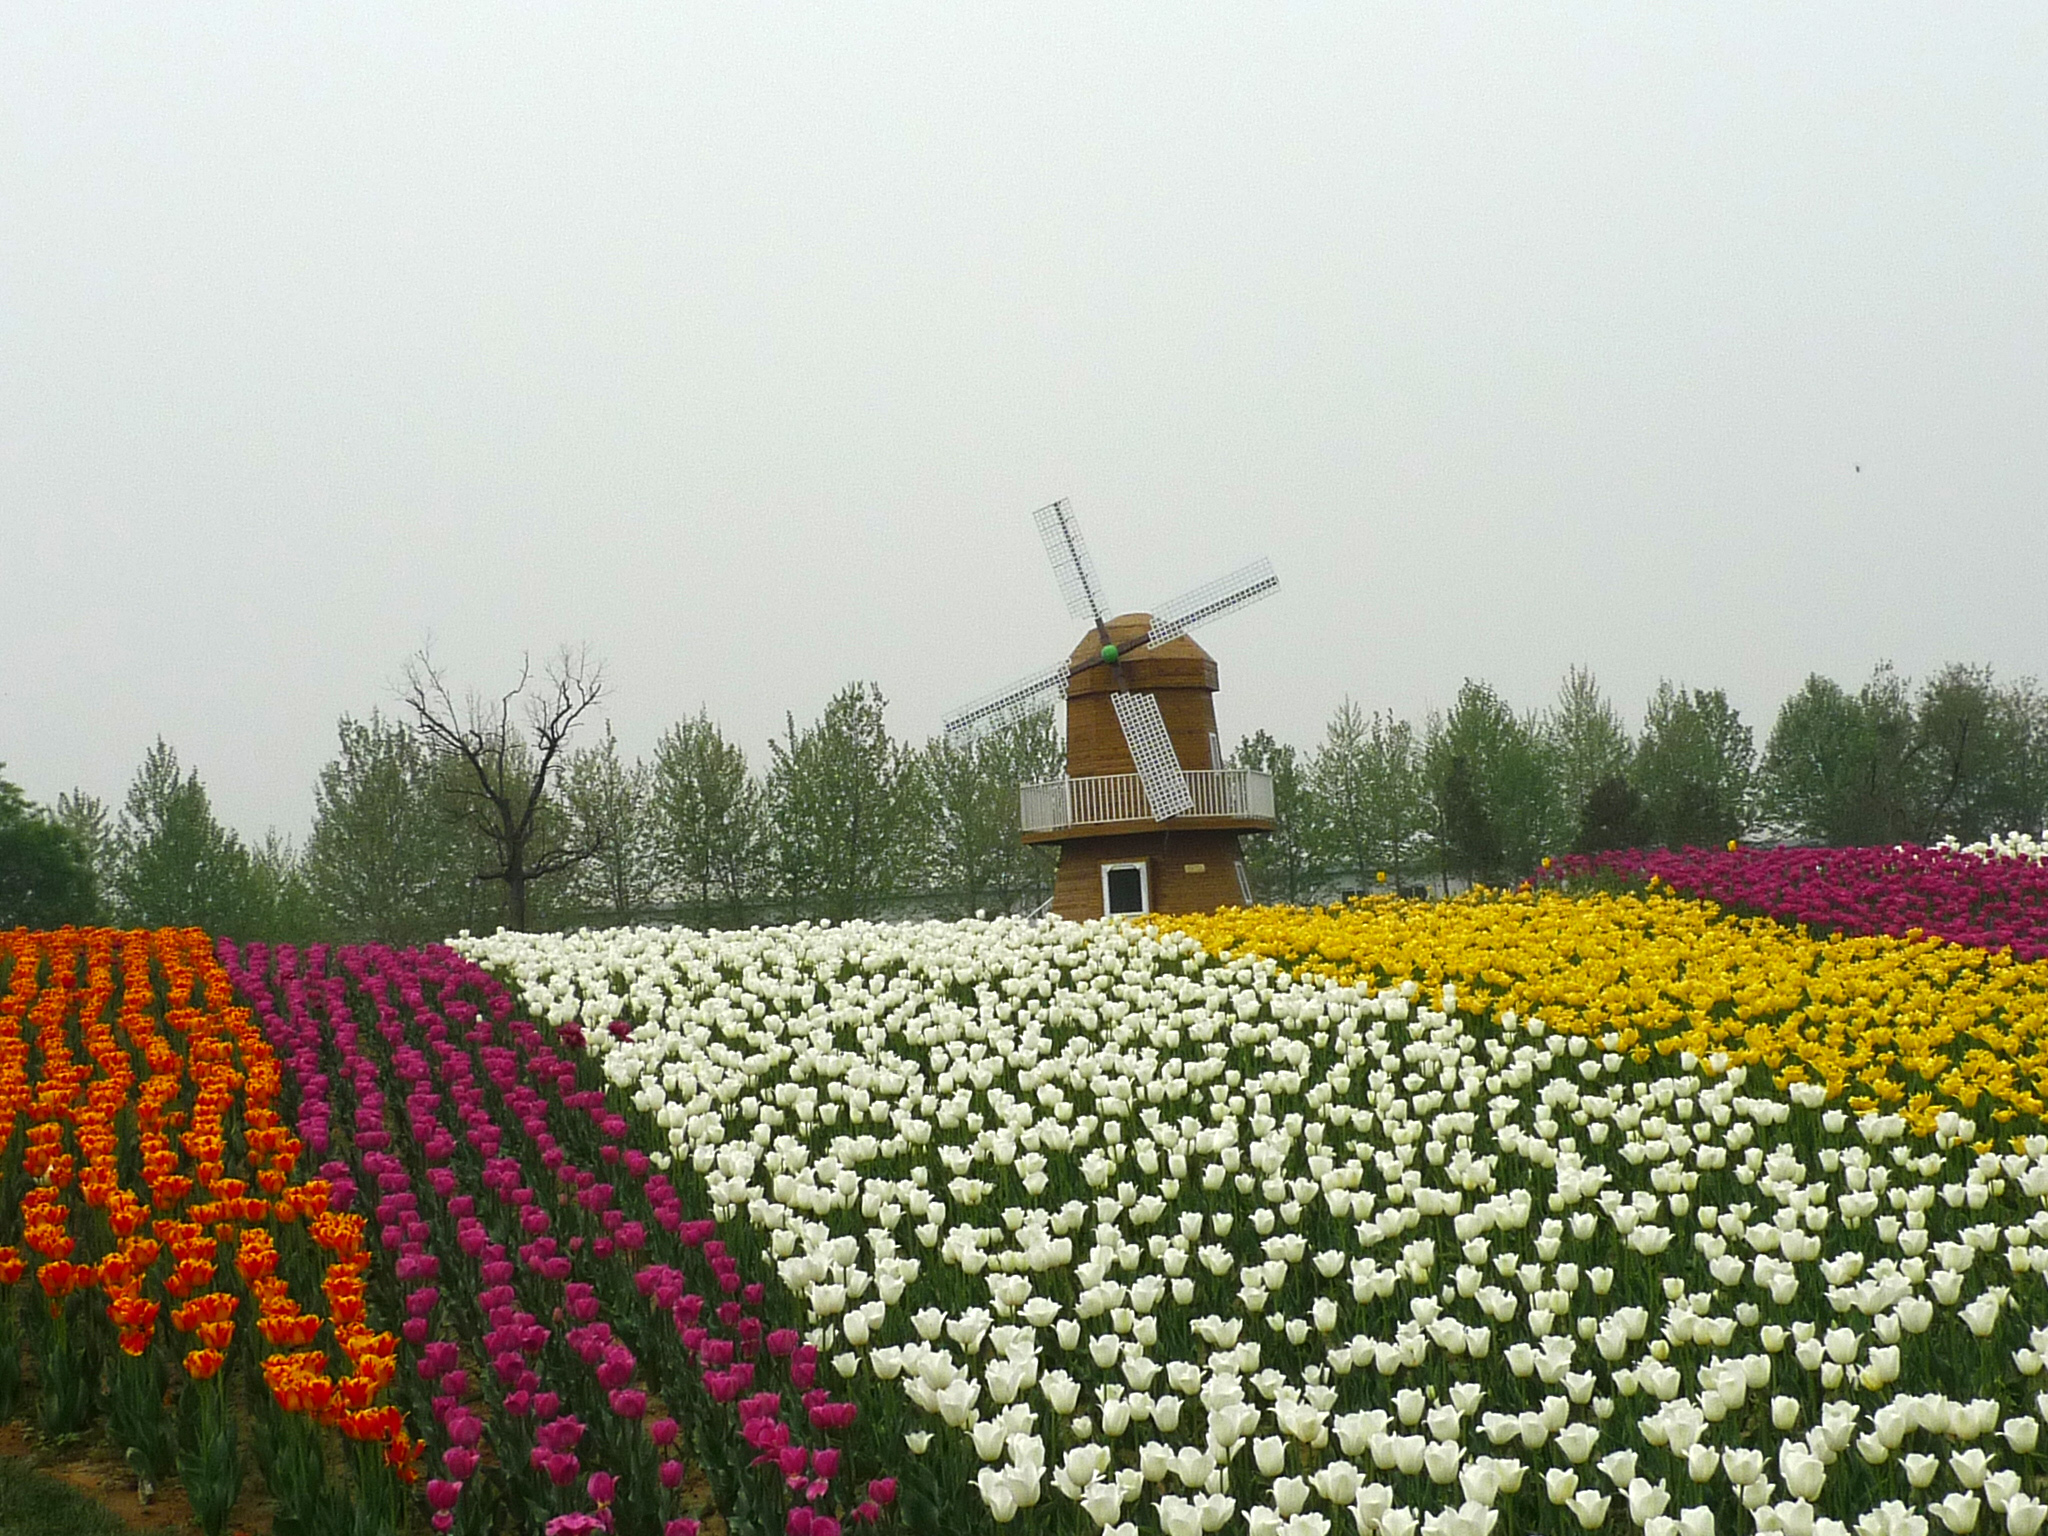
top-left (944, 501), bottom-right (1279, 921)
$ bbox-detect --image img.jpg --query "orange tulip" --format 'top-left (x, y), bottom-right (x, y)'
top-left (183, 1348), bottom-right (225, 1381)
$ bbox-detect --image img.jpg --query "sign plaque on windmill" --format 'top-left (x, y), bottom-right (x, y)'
top-left (944, 500), bottom-right (1279, 921)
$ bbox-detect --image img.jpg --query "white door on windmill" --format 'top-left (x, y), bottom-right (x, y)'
top-left (1110, 692), bottom-right (1195, 820)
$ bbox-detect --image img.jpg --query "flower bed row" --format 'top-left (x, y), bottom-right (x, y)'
top-left (1171, 889), bottom-right (2048, 1133)
top-left (458, 915), bottom-right (2048, 1536)
top-left (0, 926), bottom-right (411, 1536)
top-left (1939, 833), bottom-right (2048, 866)
top-left (219, 937), bottom-right (897, 1536)
top-left (1535, 844), bottom-right (2048, 963)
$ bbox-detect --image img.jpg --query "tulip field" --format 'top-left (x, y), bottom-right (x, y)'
top-left (1538, 838), bottom-right (2048, 963)
top-left (3, 843), bottom-right (2047, 1536)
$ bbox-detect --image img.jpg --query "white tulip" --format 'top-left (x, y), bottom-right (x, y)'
top-left (1423, 1440), bottom-right (1463, 1485)
top-left (1627, 1477), bottom-right (1671, 1526)
top-left (1723, 1449), bottom-right (1764, 1487)
top-left (1557, 1422), bottom-right (1600, 1463)
top-left (1598, 1450), bottom-right (1639, 1487)
top-left (1568, 1490), bottom-right (1612, 1529)
top-left (1080, 1481), bottom-right (1126, 1527)
top-left (1273, 1476), bottom-right (1309, 1517)
top-left (1931, 1493), bottom-right (1981, 1534)
top-left (2004, 1494), bottom-right (2047, 1536)
top-left (1779, 1446), bottom-right (1826, 1502)
top-left (1952, 1448), bottom-right (1994, 1490)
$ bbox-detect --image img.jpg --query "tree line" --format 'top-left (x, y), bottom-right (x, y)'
top-left (1239, 662), bottom-right (2048, 903)
top-left (4, 651), bottom-right (2044, 939)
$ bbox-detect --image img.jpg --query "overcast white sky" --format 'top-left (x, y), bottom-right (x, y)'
top-left (4, 6), bottom-right (2044, 840)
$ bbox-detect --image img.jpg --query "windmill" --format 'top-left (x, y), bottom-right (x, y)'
top-left (944, 500), bottom-right (1281, 920)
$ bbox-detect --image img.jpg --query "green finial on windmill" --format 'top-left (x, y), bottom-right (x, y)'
top-left (1100, 641), bottom-right (1120, 665)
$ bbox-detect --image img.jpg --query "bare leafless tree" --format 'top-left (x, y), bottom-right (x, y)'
top-left (399, 645), bottom-right (608, 930)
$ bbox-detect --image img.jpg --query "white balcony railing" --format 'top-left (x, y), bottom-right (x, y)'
top-left (1019, 768), bottom-right (1275, 834)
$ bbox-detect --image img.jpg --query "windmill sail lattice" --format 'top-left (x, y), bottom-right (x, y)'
top-left (1110, 691), bottom-right (1196, 820)
top-left (1145, 558), bottom-right (1280, 649)
top-left (942, 663), bottom-right (1072, 741)
top-left (1032, 500), bottom-right (1109, 629)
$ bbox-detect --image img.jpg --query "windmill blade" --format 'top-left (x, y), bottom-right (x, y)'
top-left (1144, 558), bottom-right (1279, 650)
top-left (1111, 691), bottom-right (1195, 820)
top-left (1033, 499), bottom-right (1110, 629)
top-left (943, 661), bottom-right (1072, 743)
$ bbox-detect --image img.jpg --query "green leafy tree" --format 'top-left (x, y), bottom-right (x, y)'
top-left (400, 646), bottom-right (608, 931)
top-left (767, 682), bottom-right (925, 921)
top-left (1759, 663), bottom-right (2048, 846)
top-left (1424, 681), bottom-right (1559, 880)
top-left (53, 791), bottom-right (115, 919)
top-left (1847, 665), bottom-right (1920, 839)
top-left (1547, 668), bottom-right (1633, 840)
top-left (558, 724), bottom-right (660, 926)
top-left (1754, 665), bottom-right (1930, 845)
top-left (921, 715), bottom-right (1062, 918)
top-left (649, 711), bottom-right (769, 928)
top-left (0, 766), bottom-right (97, 928)
top-left (1635, 682), bottom-right (1755, 849)
top-left (110, 740), bottom-right (268, 933)
top-left (1572, 774), bottom-right (1652, 854)
top-left (1911, 664), bottom-right (2039, 841)
top-left (304, 713), bottom-right (490, 943)
top-left (1308, 703), bottom-right (1426, 894)
top-left (1436, 754), bottom-right (1502, 886)
top-left (1996, 677), bottom-right (2048, 835)
top-left (248, 831), bottom-right (321, 941)
top-left (1234, 730), bottom-right (1320, 904)
top-left (1755, 675), bottom-right (1872, 844)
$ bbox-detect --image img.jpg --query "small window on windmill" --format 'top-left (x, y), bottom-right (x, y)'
top-left (1102, 862), bottom-right (1150, 916)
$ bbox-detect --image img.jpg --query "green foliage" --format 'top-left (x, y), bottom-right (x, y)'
top-left (0, 767), bottom-right (97, 928)
top-left (251, 1403), bottom-right (337, 1536)
top-left (52, 792), bottom-right (115, 892)
top-left (175, 1373), bottom-right (239, 1536)
top-left (1634, 682), bottom-right (1754, 849)
top-left (105, 1350), bottom-right (175, 1490)
top-left (649, 710), bottom-right (769, 928)
top-left (1546, 667), bottom-right (1632, 842)
top-left (920, 714), bottom-right (1061, 917)
top-left (1234, 730), bottom-right (1320, 903)
top-left (1754, 673), bottom-right (1871, 843)
top-left (1425, 681), bottom-right (1558, 880)
top-left (249, 831), bottom-right (321, 941)
top-left (304, 712), bottom-right (494, 943)
top-left (0, 1458), bottom-right (129, 1536)
top-left (106, 739), bottom-right (308, 937)
top-left (1572, 772), bottom-right (1652, 854)
top-left (1756, 663), bottom-right (2048, 846)
top-left (24, 1293), bottom-right (98, 1438)
top-left (0, 1291), bottom-right (17, 1424)
top-left (766, 682), bottom-right (926, 921)
top-left (1908, 663), bottom-right (2045, 839)
top-left (1435, 753), bottom-right (1502, 883)
top-left (558, 722), bottom-right (661, 926)
top-left (1308, 702), bottom-right (1426, 892)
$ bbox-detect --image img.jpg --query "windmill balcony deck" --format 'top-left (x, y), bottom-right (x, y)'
top-left (1018, 768), bottom-right (1276, 840)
